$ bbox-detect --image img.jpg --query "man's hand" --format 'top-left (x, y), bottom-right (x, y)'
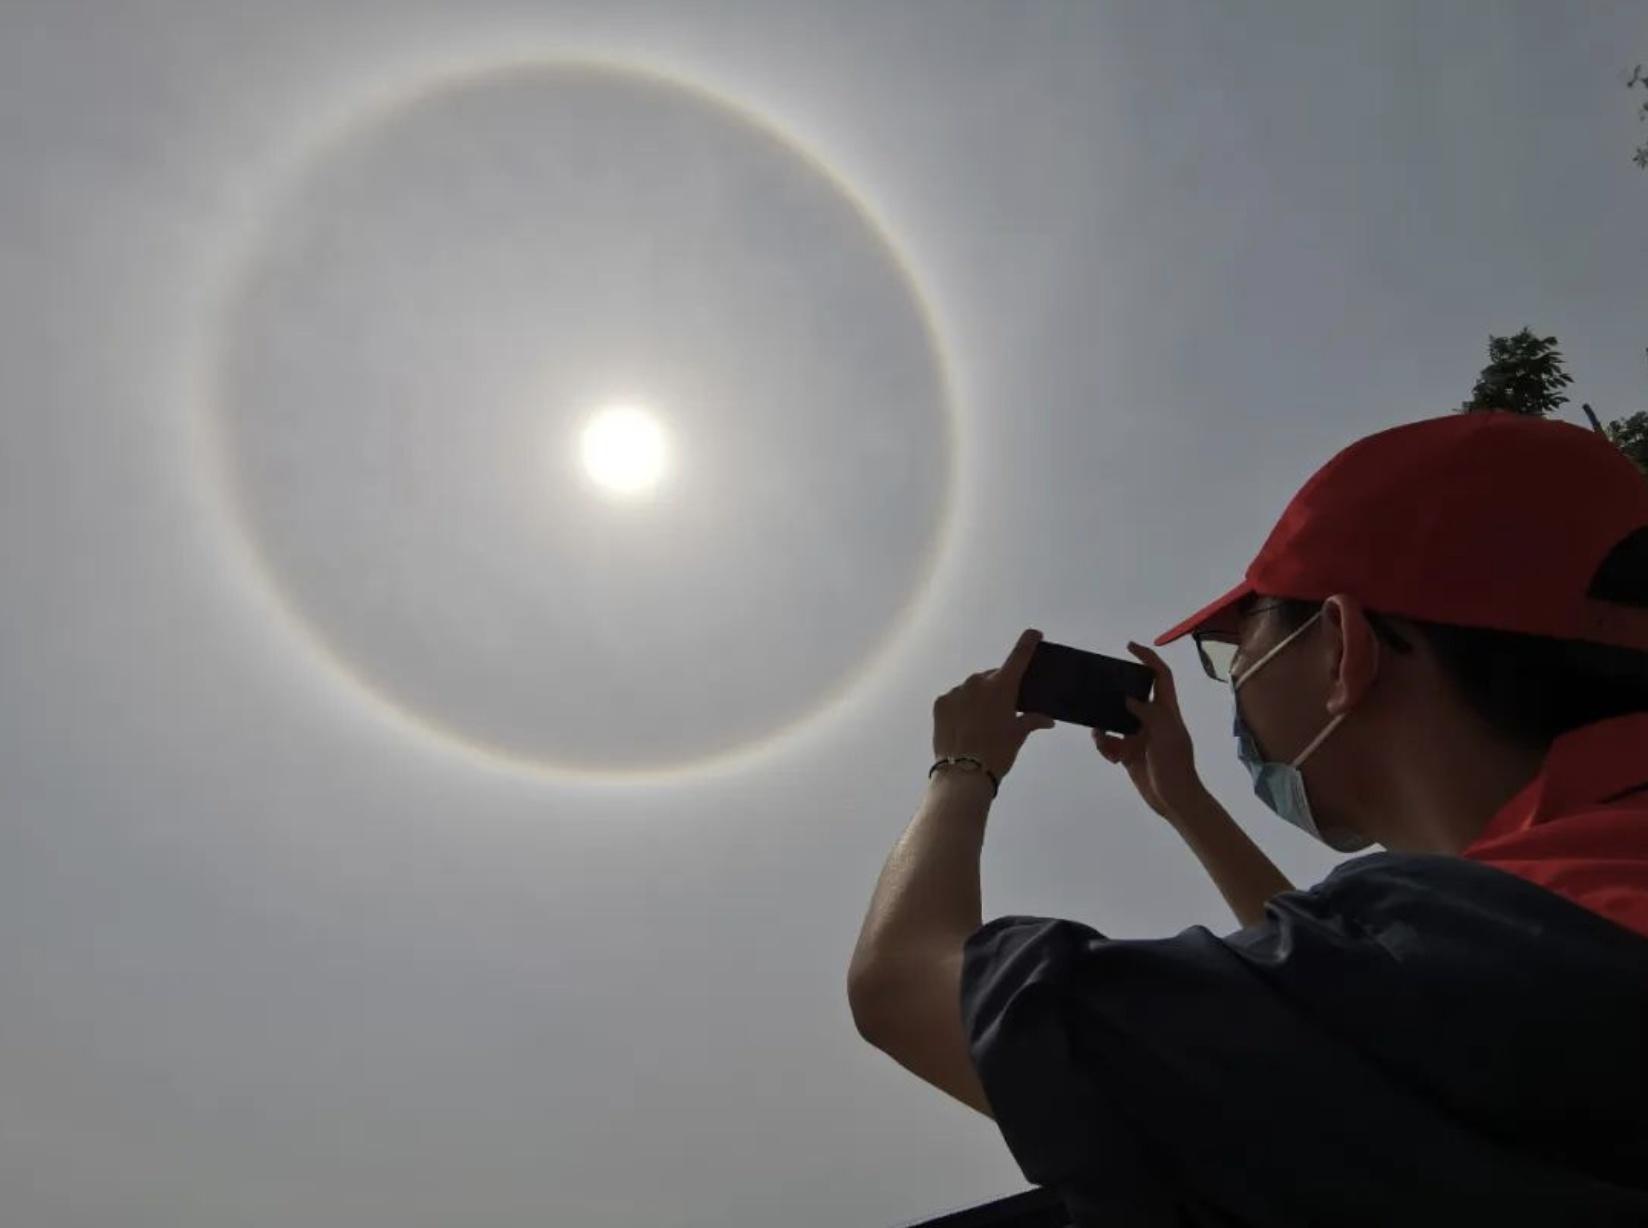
top-left (1095, 642), bottom-right (1294, 926)
top-left (932, 628), bottom-right (1058, 781)
top-left (1093, 640), bottom-right (1208, 823)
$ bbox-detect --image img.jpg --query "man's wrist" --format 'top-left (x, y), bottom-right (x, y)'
top-left (928, 761), bottom-right (998, 801)
top-left (1165, 781), bottom-right (1220, 830)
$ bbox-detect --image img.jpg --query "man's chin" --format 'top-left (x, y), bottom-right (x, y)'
top-left (1323, 825), bottom-right (1375, 854)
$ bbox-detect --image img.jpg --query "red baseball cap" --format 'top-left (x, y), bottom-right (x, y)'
top-left (1154, 412), bottom-right (1648, 653)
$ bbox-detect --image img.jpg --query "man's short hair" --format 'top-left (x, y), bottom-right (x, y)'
top-left (1265, 527), bottom-right (1648, 752)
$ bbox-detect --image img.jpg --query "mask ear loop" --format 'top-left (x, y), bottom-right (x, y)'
top-left (1233, 607), bottom-right (1325, 693)
top-left (1289, 710), bottom-right (1347, 769)
top-left (1289, 603), bottom-right (1384, 768)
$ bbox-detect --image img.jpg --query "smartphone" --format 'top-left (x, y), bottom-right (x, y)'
top-left (1016, 639), bottom-right (1156, 735)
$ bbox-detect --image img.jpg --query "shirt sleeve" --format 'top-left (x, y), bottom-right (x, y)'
top-left (962, 909), bottom-right (1419, 1221)
top-left (961, 913), bottom-right (1315, 1215)
top-left (959, 895), bottom-right (1622, 1226)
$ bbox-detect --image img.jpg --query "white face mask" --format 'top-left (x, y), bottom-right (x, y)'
top-left (1231, 609), bottom-right (1372, 853)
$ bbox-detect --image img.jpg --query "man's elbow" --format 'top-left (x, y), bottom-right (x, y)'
top-left (847, 962), bottom-right (901, 1046)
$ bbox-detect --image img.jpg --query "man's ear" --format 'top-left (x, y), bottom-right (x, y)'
top-left (1322, 593), bottom-right (1380, 717)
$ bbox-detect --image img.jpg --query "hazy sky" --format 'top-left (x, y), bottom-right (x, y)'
top-left (3, 2), bottom-right (1645, 1225)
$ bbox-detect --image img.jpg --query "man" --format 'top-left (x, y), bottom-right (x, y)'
top-left (847, 413), bottom-right (1648, 1226)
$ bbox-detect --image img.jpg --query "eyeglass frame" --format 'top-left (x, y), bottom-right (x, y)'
top-left (1191, 600), bottom-right (1285, 683)
top-left (1191, 598), bottom-right (1415, 683)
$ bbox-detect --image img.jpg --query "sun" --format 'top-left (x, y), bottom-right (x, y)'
top-left (578, 403), bottom-right (669, 497)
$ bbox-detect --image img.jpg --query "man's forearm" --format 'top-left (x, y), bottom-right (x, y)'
top-left (849, 771), bottom-right (995, 987)
top-left (1169, 785), bottom-right (1295, 927)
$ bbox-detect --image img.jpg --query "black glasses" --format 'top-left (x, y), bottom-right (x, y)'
top-left (1192, 600), bottom-right (1417, 683)
top-left (1191, 600), bottom-right (1287, 683)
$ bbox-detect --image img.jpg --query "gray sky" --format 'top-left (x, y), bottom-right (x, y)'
top-left (3, 2), bottom-right (1645, 1225)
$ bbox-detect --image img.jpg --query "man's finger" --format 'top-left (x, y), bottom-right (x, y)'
top-left (1000, 627), bottom-right (1043, 686)
top-left (1097, 727), bottom-right (1146, 759)
top-left (1127, 641), bottom-right (1180, 714)
top-left (1018, 711), bottom-right (1057, 735)
top-left (1122, 694), bottom-right (1159, 735)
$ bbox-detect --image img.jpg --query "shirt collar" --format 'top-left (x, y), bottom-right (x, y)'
top-left (1472, 712), bottom-right (1648, 846)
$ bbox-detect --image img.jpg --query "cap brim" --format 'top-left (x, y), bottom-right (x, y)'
top-left (1153, 579), bottom-right (1254, 647)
